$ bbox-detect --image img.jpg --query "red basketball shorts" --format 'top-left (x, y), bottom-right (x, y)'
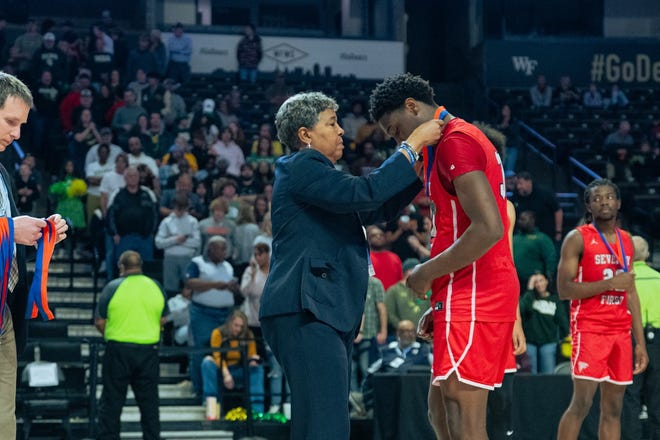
top-left (432, 318), bottom-right (515, 390)
top-left (571, 330), bottom-right (632, 384)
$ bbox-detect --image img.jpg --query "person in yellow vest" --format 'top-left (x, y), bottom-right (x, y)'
top-left (95, 250), bottom-right (168, 440)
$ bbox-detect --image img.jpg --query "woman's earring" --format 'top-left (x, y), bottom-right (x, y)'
top-left (306, 143), bottom-right (311, 149)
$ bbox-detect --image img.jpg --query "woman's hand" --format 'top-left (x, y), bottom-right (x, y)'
top-left (406, 119), bottom-right (445, 153)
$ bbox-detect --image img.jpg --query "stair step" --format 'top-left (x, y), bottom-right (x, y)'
top-left (121, 429), bottom-right (233, 439)
top-left (121, 405), bottom-right (206, 422)
top-left (48, 291), bottom-right (95, 304)
top-left (97, 383), bottom-right (196, 400)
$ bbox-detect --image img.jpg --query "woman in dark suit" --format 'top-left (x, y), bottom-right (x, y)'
top-left (259, 92), bottom-right (442, 439)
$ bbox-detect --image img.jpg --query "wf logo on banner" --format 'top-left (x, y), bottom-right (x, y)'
top-left (511, 56), bottom-right (538, 76)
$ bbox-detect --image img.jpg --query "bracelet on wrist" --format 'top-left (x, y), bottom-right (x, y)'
top-left (400, 141), bottom-right (419, 163)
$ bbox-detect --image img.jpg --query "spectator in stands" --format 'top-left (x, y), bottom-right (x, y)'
top-left (510, 171), bottom-right (563, 242)
top-left (160, 173), bottom-right (206, 220)
top-left (265, 71), bottom-right (293, 113)
top-left (604, 120), bottom-right (635, 151)
top-left (200, 309), bottom-right (265, 414)
top-left (350, 139), bottom-right (383, 177)
top-left (112, 88), bottom-right (146, 146)
top-left (144, 111), bottom-right (173, 158)
top-left (85, 143), bottom-right (114, 222)
top-left (88, 35), bottom-right (114, 87)
top-left (232, 202), bottom-right (261, 275)
top-left (494, 103), bottom-right (522, 172)
top-left (141, 71), bottom-right (165, 115)
top-left (236, 163), bottom-right (263, 198)
top-left (553, 75), bottom-right (580, 107)
top-left (520, 273), bottom-right (569, 374)
top-left (137, 163), bottom-right (161, 198)
top-left (95, 250), bottom-right (168, 440)
top-left (199, 198), bottom-right (236, 253)
top-left (352, 276), bottom-right (388, 392)
top-left (355, 320), bottom-right (432, 416)
top-left (622, 236), bottom-right (660, 440)
top-left (100, 153), bottom-right (128, 216)
top-left (150, 29), bottom-right (168, 77)
top-left (248, 136), bottom-right (277, 166)
top-left (96, 83), bottom-right (117, 125)
top-left (236, 24), bottom-right (262, 84)
top-left (162, 78), bottom-right (187, 127)
top-left (107, 166), bottom-right (158, 263)
top-left (250, 122), bottom-right (283, 157)
top-left (384, 210), bottom-right (428, 261)
top-left (211, 127), bottom-right (245, 178)
top-left (342, 100), bottom-right (368, 143)
top-left (90, 23), bottom-right (113, 55)
top-left (32, 70), bottom-right (61, 160)
top-left (15, 163), bottom-right (40, 215)
top-left (71, 87), bottom-right (103, 129)
top-left (255, 160), bottom-right (274, 187)
top-left (185, 236), bottom-right (240, 400)
top-left (240, 241), bottom-right (271, 357)
top-left (155, 193), bottom-right (202, 296)
top-left (49, 159), bottom-right (87, 238)
top-left (227, 121), bottom-right (247, 155)
top-left (127, 68), bottom-right (149, 104)
top-left (367, 224), bottom-right (403, 291)
top-left (126, 34), bottom-right (158, 86)
top-left (110, 26), bottom-right (131, 77)
top-left (384, 258), bottom-right (430, 336)
top-left (191, 99), bottom-right (221, 145)
top-left (583, 83), bottom-right (604, 108)
top-left (529, 74), bottom-right (552, 108)
top-left (166, 22), bottom-right (192, 84)
top-left (607, 146), bottom-right (633, 183)
top-left (127, 136), bottom-right (159, 176)
top-left (11, 19), bottom-right (42, 76)
top-left (69, 107), bottom-right (102, 173)
top-left (85, 126), bottom-right (121, 167)
top-left (31, 32), bottom-right (66, 86)
top-left (513, 210), bottom-right (558, 292)
top-left (253, 194), bottom-right (269, 228)
top-left (607, 84), bottom-right (629, 109)
top-left (630, 139), bottom-right (660, 182)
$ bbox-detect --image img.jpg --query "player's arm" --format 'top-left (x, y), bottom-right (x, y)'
top-left (407, 171), bottom-right (503, 294)
top-left (556, 229), bottom-right (634, 300)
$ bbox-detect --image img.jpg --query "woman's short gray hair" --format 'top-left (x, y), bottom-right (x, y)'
top-left (275, 92), bottom-right (338, 151)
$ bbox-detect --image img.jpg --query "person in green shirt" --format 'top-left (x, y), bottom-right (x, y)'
top-left (513, 210), bottom-right (557, 293)
top-left (520, 273), bottom-right (569, 374)
top-left (384, 258), bottom-right (430, 336)
top-left (622, 236), bottom-right (660, 440)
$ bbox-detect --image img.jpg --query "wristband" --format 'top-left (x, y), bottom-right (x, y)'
top-left (400, 141), bottom-right (419, 162)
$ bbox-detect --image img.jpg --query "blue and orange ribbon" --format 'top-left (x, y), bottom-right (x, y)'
top-left (422, 106), bottom-right (447, 196)
top-left (0, 217), bottom-right (14, 328)
top-left (26, 219), bottom-right (57, 320)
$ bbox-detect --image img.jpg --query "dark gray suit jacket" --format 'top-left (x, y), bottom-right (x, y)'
top-left (260, 149), bottom-right (422, 333)
top-left (0, 164), bottom-right (30, 352)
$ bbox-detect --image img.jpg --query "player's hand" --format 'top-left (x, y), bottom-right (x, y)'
top-left (417, 307), bottom-right (434, 342)
top-left (405, 119), bottom-right (445, 153)
top-left (13, 216), bottom-right (47, 245)
top-left (512, 319), bottom-right (526, 355)
top-left (47, 214), bottom-right (68, 244)
top-left (609, 272), bottom-right (635, 292)
top-left (633, 344), bottom-right (648, 375)
top-left (406, 262), bottom-right (432, 297)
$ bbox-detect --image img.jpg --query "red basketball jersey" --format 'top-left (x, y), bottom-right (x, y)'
top-left (427, 118), bottom-right (518, 322)
top-left (571, 224), bottom-right (633, 334)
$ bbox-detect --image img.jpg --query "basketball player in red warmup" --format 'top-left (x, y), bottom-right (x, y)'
top-left (370, 73), bottom-right (518, 440)
top-left (556, 179), bottom-right (647, 439)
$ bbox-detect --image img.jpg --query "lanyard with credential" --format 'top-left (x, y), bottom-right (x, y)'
top-left (594, 225), bottom-right (628, 273)
top-left (0, 217), bottom-right (14, 328)
top-left (26, 219), bottom-right (57, 320)
top-left (422, 106), bottom-right (448, 197)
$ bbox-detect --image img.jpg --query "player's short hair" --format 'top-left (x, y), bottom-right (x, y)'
top-left (369, 73), bottom-right (435, 122)
top-left (584, 178), bottom-right (620, 204)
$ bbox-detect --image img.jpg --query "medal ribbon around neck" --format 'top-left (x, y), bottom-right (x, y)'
top-left (594, 225), bottom-right (628, 273)
top-left (422, 106), bottom-right (447, 197)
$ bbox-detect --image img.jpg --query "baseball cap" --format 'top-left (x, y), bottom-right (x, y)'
top-left (505, 170), bottom-right (516, 178)
top-left (43, 32), bottom-right (56, 41)
top-left (402, 258), bottom-right (420, 273)
top-left (203, 99), bottom-right (215, 114)
top-left (80, 89), bottom-right (92, 97)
